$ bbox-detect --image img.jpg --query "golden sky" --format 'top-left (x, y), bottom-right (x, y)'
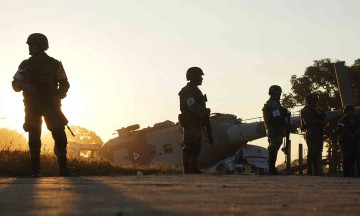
top-left (1, 0), bottom-right (360, 155)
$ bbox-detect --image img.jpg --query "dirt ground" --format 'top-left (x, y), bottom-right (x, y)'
top-left (0, 174), bottom-right (360, 216)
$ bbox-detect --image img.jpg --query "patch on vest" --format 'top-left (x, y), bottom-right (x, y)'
top-left (272, 110), bottom-right (281, 117)
top-left (187, 97), bottom-right (196, 106)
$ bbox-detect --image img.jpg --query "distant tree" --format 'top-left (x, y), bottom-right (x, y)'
top-left (348, 59), bottom-right (360, 105)
top-left (0, 128), bottom-right (27, 150)
top-left (41, 126), bottom-right (103, 152)
top-left (282, 58), bottom-right (360, 174)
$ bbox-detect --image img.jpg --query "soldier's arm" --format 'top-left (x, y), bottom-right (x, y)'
top-left (55, 62), bottom-right (70, 99)
top-left (301, 108), bottom-right (323, 127)
top-left (270, 102), bottom-right (289, 129)
top-left (12, 60), bottom-right (35, 92)
top-left (182, 88), bottom-right (209, 119)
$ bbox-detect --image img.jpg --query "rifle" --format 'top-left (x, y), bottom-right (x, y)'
top-left (203, 114), bottom-right (214, 151)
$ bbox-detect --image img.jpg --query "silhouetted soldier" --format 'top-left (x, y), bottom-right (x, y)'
top-left (12, 33), bottom-right (74, 177)
top-left (262, 85), bottom-right (289, 175)
top-left (338, 104), bottom-right (360, 177)
top-left (300, 93), bottom-right (326, 176)
top-left (178, 67), bottom-right (211, 174)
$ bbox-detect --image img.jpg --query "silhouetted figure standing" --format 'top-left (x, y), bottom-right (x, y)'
top-left (338, 105), bottom-right (360, 177)
top-left (12, 33), bottom-right (73, 177)
top-left (300, 93), bottom-right (326, 176)
top-left (262, 85), bottom-right (289, 175)
top-left (178, 67), bottom-right (211, 174)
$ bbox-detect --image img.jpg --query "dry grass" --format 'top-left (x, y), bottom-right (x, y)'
top-left (0, 150), bottom-right (182, 177)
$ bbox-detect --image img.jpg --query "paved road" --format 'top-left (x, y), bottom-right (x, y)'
top-left (0, 175), bottom-right (360, 215)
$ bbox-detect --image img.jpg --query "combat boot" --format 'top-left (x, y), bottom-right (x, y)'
top-left (189, 168), bottom-right (202, 174)
top-left (268, 153), bottom-right (279, 175)
top-left (30, 153), bottom-right (41, 178)
top-left (269, 167), bottom-right (280, 175)
top-left (31, 171), bottom-right (41, 178)
top-left (268, 160), bottom-right (280, 175)
top-left (58, 157), bottom-right (76, 177)
top-left (183, 160), bottom-right (192, 174)
top-left (189, 162), bottom-right (202, 174)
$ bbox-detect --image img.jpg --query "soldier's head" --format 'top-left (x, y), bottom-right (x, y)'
top-left (268, 85), bottom-right (282, 99)
top-left (305, 93), bottom-right (319, 106)
top-left (26, 33), bottom-right (49, 55)
top-left (343, 104), bottom-right (355, 116)
top-left (186, 67), bottom-right (204, 85)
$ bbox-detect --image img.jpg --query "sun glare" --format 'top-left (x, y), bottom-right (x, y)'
top-left (2, 90), bottom-right (26, 134)
top-left (2, 86), bottom-right (86, 136)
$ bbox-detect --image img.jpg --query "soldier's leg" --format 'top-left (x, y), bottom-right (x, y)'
top-left (182, 124), bottom-right (195, 173)
top-left (44, 108), bottom-right (72, 176)
top-left (182, 122), bottom-right (202, 174)
top-left (24, 107), bottom-right (42, 177)
top-left (349, 150), bottom-right (357, 177)
top-left (189, 125), bottom-right (202, 173)
top-left (28, 127), bottom-right (42, 176)
top-left (355, 146), bottom-right (360, 177)
top-left (342, 144), bottom-right (354, 177)
top-left (312, 151), bottom-right (321, 176)
top-left (306, 136), bottom-right (315, 175)
top-left (312, 138), bottom-right (324, 176)
top-left (306, 148), bottom-right (313, 175)
top-left (181, 140), bottom-right (191, 174)
top-left (267, 134), bottom-right (283, 175)
top-left (51, 127), bottom-right (69, 176)
top-left (343, 155), bottom-right (354, 177)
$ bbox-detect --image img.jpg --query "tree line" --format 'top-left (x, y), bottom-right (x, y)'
top-left (0, 126), bottom-right (103, 151)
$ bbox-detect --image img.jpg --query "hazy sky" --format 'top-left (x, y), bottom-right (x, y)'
top-left (1, 0), bottom-right (359, 152)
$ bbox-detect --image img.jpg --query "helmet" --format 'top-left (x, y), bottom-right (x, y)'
top-left (26, 33), bottom-right (49, 50)
top-left (305, 93), bottom-right (319, 103)
top-left (186, 67), bottom-right (204, 81)
top-left (268, 85), bottom-right (282, 95)
top-left (343, 104), bottom-right (355, 113)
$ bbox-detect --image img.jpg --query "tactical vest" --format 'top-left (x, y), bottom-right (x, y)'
top-left (179, 83), bottom-right (207, 121)
top-left (20, 54), bottom-right (60, 105)
top-left (300, 106), bottom-right (325, 129)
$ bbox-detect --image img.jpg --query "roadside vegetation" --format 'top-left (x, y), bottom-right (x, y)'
top-left (0, 149), bottom-right (182, 177)
top-left (0, 127), bottom-right (182, 177)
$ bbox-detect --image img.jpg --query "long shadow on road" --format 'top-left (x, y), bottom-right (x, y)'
top-left (0, 178), bottom-right (39, 216)
top-left (0, 177), bottom-right (170, 216)
top-left (65, 176), bottom-right (170, 216)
